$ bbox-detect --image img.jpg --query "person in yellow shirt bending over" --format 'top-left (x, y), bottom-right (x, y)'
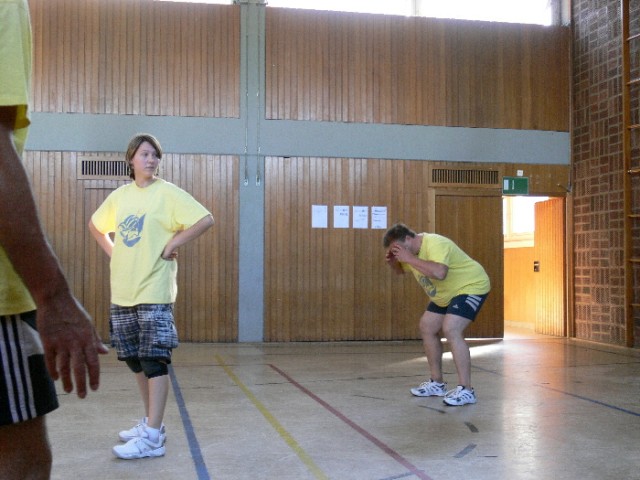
top-left (383, 223), bottom-right (490, 406)
top-left (89, 133), bottom-right (214, 459)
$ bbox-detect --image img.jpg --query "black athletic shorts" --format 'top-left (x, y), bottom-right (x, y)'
top-left (426, 293), bottom-right (489, 321)
top-left (0, 311), bottom-right (59, 426)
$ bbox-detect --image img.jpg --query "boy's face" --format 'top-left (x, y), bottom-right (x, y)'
top-left (130, 141), bottom-right (160, 179)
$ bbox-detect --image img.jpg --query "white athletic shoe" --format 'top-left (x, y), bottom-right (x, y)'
top-left (410, 380), bottom-right (448, 397)
top-left (113, 437), bottom-right (166, 460)
top-left (443, 385), bottom-right (477, 406)
top-left (119, 418), bottom-right (166, 443)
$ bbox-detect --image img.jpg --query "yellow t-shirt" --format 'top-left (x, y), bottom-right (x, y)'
top-left (0, 0), bottom-right (36, 315)
top-left (403, 233), bottom-right (490, 307)
top-left (91, 179), bottom-right (211, 306)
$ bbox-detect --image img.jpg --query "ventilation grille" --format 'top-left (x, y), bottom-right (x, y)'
top-left (431, 168), bottom-right (500, 188)
top-left (78, 157), bottom-right (129, 180)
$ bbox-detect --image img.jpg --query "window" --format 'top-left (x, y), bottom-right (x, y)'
top-left (267, 0), bottom-right (555, 26)
top-left (503, 196), bottom-right (548, 248)
top-left (155, 0), bottom-right (558, 26)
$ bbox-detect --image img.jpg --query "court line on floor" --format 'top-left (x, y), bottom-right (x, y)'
top-left (473, 365), bottom-right (640, 417)
top-left (215, 355), bottom-right (330, 480)
top-left (270, 364), bottom-right (434, 480)
top-left (540, 385), bottom-right (640, 417)
top-left (168, 365), bottom-right (210, 480)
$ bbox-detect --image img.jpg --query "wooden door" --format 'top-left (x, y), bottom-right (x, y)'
top-left (435, 192), bottom-right (504, 338)
top-left (534, 197), bottom-right (566, 336)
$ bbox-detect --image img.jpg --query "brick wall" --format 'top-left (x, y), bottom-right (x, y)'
top-left (572, 0), bottom-right (628, 345)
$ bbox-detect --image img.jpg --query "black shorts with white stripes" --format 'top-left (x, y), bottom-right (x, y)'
top-left (0, 311), bottom-right (58, 426)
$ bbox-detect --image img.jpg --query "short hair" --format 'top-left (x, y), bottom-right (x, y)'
top-left (125, 133), bottom-right (163, 180)
top-left (383, 223), bottom-right (416, 248)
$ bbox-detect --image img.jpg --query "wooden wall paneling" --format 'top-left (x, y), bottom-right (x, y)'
top-left (265, 9), bottom-right (569, 131)
top-left (352, 158), bottom-right (369, 339)
top-left (165, 154), bottom-right (239, 342)
top-left (497, 24), bottom-right (521, 129)
top-left (265, 157), bottom-right (434, 342)
top-left (29, 0), bottom-right (240, 117)
top-left (87, 0), bottom-right (100, 113)
top-left (264, 157), bottom-right (284, 340)
top-left (83, 186), bottom-right (118, 340)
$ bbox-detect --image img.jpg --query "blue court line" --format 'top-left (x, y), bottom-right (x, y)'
top-left (168, 365), bottom-right (211, 480)
top-left (541, 385), bottom-right (640, 417)
top-left (473, 365), bottom-right (640, 417)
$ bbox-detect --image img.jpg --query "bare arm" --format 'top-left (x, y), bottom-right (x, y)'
top-left (88, 219), bottom-right (114, 257)
top-left (161, 214), bottom-right (215, 260)
top-left (390, 243), bottom-right (448, 280)
top-left (0, 107), bottom-right (107, 398)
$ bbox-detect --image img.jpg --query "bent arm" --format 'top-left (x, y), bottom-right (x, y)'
top-left (401, 256), bottom-right (448, 280)
top-left (162, 214), bottom-right (214, 260)
top-left (88, 219), bottom-right (114, 257)
top-left (390, 243), bottom-right (448, 280)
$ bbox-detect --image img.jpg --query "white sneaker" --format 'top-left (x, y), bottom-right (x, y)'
top-left (113, 437), bottom-right (166, 460)
top-left (119, 418), bottom-right (166, 443)
top-left (443, 386), bottom-right (477, 406)
top-left (410, 380), bottom-right (448, 397)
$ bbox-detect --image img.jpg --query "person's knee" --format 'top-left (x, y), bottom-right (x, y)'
top-left (442, 321), bottom-right (471, 344)
top-left (419, 316), bottom-right (441, 337)
top-left (0, 417), bottom-right (52, 480)
top-left (139, 359), bottom-right (168, 379)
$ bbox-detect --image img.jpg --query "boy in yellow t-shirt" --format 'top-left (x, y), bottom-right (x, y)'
top-left (89, 133), bottom-right (214, 460)
top-left (383, 223), bottom-right (490, 406)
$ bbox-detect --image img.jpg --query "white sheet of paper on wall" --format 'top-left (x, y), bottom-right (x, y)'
top-left (333, 205), bottom-right (349, 228)
top-left (311, 204), bottom-right (328, 228)
top-left (371, 206), bottom-right (387, 229)
top-left (353, 206), bottom-right (369, 229)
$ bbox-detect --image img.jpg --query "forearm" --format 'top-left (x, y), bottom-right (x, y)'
top-left (163, 214), bottom-right (214, 257)
top-left (402, 256), bottom-right (448, 280)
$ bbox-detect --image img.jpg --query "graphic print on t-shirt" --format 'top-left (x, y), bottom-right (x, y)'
top-left (118, 214), bottom-right (146, 247)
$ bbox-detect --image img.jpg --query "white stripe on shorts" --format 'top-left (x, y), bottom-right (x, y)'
top-left (0, 315), bottom-right (37, 423)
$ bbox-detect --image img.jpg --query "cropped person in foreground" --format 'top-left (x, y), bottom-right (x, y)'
top-left (0, 1), bottom-right (107, 477)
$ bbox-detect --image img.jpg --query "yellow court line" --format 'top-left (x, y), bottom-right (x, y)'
top-left (214, 355), bottom-right (329, 480)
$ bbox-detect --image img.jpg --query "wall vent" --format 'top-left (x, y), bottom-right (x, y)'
top-left (431, 168), bottom-right (500, 188)
top-left (78, 157), bottom-right (129, 180)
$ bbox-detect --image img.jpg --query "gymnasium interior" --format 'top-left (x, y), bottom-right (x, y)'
top-left (19, 0), bottom-right (640, 478)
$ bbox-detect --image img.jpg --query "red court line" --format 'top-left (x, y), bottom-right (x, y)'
top-left (269, 364), bottom-right (433, 480)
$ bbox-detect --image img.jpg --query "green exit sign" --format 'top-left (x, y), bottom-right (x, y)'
top-left (503, 176), bottom-right (529, 195)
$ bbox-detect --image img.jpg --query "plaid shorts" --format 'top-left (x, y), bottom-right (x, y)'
top-left (109, 304), bottom-right (178, 362)
top-left (0, 311), bottom-right (59, 426)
